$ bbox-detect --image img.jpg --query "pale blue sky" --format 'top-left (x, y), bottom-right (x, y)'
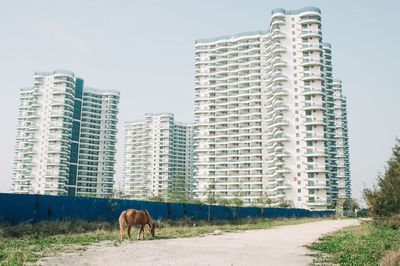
top-left (1, 0), bottom-right (399, 204)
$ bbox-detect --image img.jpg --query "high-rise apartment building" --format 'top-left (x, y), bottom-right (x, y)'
top-left (123, 113), bottom-right (194, 199)
top-left (333, 80), bottom-right (351, 199)
top-left (12, 70), bottom-right (120, 197)
top-left (194, 7), bottom-right (350, 209)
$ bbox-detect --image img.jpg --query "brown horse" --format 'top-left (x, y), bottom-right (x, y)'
top-left (118, 209), bottom-right (156, 241)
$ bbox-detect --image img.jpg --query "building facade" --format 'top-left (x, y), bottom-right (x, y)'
top-left (123, 113), bottom-right (194, 199)
top-left (194, 7), bottom-right (351, 209)
top-left (12, 70), bottom-right (120, 197)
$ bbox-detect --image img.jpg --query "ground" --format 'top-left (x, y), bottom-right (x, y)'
top-left (36, 219), bottom-right (358, 266)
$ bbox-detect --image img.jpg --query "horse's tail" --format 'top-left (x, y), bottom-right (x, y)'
top-left (118, 210), bottom-right (128, 241)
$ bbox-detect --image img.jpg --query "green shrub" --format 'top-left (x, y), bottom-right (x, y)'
top-left (363, 139), bottom-right (400, 217)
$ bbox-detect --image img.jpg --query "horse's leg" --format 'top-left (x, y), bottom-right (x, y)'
top-left (127, 225), bottom-right (132, 240)
top-left (118, 211), bottom-right (127, 241)
top-left (119, 223), bottom-right (124, 242)
top-left (137, 225), bottom-right (143, 240)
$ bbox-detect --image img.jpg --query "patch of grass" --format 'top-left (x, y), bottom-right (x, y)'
top-left (309, 221), bottom-right (400, 266)
top-left (0, 217), bottom-right (323, 265)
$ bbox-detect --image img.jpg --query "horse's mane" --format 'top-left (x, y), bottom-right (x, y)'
top-left (143, 209), bottom-right (153, 224)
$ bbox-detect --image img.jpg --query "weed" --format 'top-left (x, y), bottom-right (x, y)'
top-left (309, 221), bottom-right (400, 266)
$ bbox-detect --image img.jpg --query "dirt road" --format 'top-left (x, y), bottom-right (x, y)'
top-left (38, 219), bottom-right (358, 266)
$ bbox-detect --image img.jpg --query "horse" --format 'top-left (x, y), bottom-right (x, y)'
top-left (118, 209), bottom-right (156, 241)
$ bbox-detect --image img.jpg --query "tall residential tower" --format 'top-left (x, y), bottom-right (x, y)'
top-left (123, 113), bottom-right (195, 199)
top-left (12, 70), bottom-right (120, 197)
top-left (194, 7), bottom-right (350, 209)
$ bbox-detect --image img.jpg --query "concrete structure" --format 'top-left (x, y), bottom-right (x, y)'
top-left (123, 113), bottom-right (194, 199)
top-left (194, 7), bottom-right (350, 209)
top-left (12, 70), bottom-right (120, 197)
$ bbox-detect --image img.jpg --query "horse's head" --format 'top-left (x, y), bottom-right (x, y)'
top-left (150, 222), bottom-right (156, 238)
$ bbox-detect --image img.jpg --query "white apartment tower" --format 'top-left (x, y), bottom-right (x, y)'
top-left (333, 80), bottom-right (351, 198)
top-left (123, 113), bottom-right (194, 199)
top-left (12, 70), bottom-right (120, 197)
top-left (194, 7), bottom-right (351, 209)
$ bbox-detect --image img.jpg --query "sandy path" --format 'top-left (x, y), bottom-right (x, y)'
top-left (37, 219), bottom-right (358, 266)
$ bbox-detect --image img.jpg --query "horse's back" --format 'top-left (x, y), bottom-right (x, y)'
top-left (125, 209), bottom-right (148, 225)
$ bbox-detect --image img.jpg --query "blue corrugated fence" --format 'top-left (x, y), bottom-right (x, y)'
top-left (0, 193), bottom-right (334, 224)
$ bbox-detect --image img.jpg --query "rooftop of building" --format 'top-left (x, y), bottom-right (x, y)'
top-left (195, 7), bottom-right (321, 45)
top-left (84, 87), bottom-right (120, 95)
top-left (34, 69), bottom-right (75, 77)
top-left (195, 31), bottom-right (267, 45)
top-left (271, 7), bottom-right (321, 15)
top-left (125, 112), bottom-right (192, 126)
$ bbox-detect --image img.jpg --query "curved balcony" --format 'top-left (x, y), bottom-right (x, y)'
top-left (303, 103), bottom-right (325, 111)
top-left (206, 46), bottom-right (260, 58)
top-left (300, 30), bottom-right (322, 38)
top-left (301, 58), bottom-right (324, 67)
top-left (274, 89), bottom-right (289, 97)
top-left (303, 87), bottom-right (325, 96)
top-left (276, 167), bottom-right (290, 174)
top-left (306, 200), bottom-right (328, 206)
top-left (302, 73), bottom-right (324, 81)
top-left (304, 117), bottom-right (326, 126)
top-left (304, 133), bottom-right (326, 141)
top-left (300, 44), bottom-right (323, 52)
top-left (306, 165), bottom-right (327, 173)
top-left (305, 149), bottom-right (327, 157)
top-left (300, 16), bottom-right (321, 25)
top-left (274, 104), bottom-right (289, 112)
top-left (195, 38), bottom-right (261, 52)
top-left (33, 79), bottom-right (43, 86)
top-left (273, 144), bottom-right (285, 152)
top-left (276, 183), bottom-right (291, 190)
top-left (275, 151), bottom-right (290, 158)
top-left (272, 119), bottom-right (290, 127)
top-left (306, 182), bottom-right (328, 189)
top-left (271, 17), bottom-right (285, 26)
top-left (271, 44), bottom-right (286, 54)
top-left (271, 30), bottom-right (286, 40)
top-left (273, 73), bottom-right (288, 82)
top-left (274, 135), bottom-right (290, 142)
top-left (272, 58), bottom-right (287, 68)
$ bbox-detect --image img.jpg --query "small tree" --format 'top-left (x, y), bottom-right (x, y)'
top-left (231, 197), bottom-right (244, 207)
top-left (147, 195), bottom-right (165, 202)
top-left (168, 172), bottom-right (190, 202)
top-left (363, 139), bottom-right (400, 217)
top-left (343, 198), bottom-right (359, 212)
top-left (335, 198), bottom-right (345, 217)
top-left (256, 196), bottom-right (272, 207)
top-left (189, 198), bottom-right (204, 205)
top-left (216, 197), bottom-right (230, 206)
top-left (277, 199), bottom-right (293, 208)
top-left (206, 183), bottom-right (217, 205)
top-left (335, 198), bottom-right (359, 217)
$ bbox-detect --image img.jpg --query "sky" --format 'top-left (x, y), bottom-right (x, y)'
top-left (1, 0), bottom-right (399, 205)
